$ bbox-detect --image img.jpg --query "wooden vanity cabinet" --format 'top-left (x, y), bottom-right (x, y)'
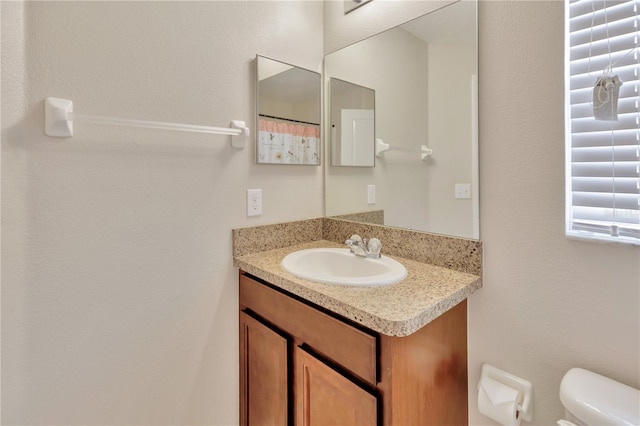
top-left (239, 271), bottom-right (468, 426)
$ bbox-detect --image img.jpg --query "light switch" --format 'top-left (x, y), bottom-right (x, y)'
top-left (367, 184), bottom-right (376, 204)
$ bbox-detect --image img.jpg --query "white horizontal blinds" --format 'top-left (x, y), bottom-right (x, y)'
top-left (567, 0), bottom-right (640, 242)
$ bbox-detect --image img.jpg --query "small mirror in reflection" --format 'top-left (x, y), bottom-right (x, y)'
top-left (329, 78), bottom-right (375, 167)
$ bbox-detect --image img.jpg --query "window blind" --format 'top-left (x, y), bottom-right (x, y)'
top-left (566, 0), bottom-right (640, 244)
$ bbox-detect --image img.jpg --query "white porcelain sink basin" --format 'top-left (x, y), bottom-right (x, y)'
top-left (281, 248), bottom-right (407, 287)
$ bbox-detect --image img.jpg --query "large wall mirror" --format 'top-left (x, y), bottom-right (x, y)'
top-left (324, 0), bottom-right (479, 239)
top-left (256, 55), bottom-right (321, 165)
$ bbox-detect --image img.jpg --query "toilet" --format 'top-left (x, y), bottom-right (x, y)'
top-left (558, 367), bottom-right (640, 426)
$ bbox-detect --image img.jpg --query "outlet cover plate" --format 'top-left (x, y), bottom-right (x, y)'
top-left (247, 189), bottom-right (262, 216)
top-left (455, 183), bottom-right (471, 199)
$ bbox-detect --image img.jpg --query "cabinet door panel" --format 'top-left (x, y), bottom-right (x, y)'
top-left (295, 347), bottom-right (377, 426)
top-left (240, 311), bottom-right (288, 426)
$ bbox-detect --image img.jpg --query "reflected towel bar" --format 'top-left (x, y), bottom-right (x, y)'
top-left (44, 97), bottom-right (249, 148)
top-left (375, 138), bottom-right (432, 160)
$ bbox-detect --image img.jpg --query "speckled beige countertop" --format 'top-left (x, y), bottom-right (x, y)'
top-left (234, 239), bottom-right (482, 337)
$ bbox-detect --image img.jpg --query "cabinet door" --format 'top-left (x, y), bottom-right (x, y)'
top-left (295, 346), bottom-right (377, 426)
top-left (240, 311), bottom-right (288, 426)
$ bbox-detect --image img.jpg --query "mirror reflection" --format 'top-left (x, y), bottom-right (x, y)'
top-left (256, 55), bottom-right (321, 165)
top-left (330, 78), bottom-right (376, 167)
top-left (324, 0), bottom-right (478, 239)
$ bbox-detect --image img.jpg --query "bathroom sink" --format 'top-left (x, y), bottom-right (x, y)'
top-left (281, 248), bottom-right (407, 287)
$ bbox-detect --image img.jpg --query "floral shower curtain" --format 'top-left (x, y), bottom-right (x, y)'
top-left (257, 118), bottom-right (320, 165)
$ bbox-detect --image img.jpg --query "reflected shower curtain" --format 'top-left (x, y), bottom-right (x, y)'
top-left (257, 118), bottom-right (320, 165)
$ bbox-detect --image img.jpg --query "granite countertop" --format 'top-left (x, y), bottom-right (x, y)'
top-left (233, 239), bottom-right (482, 337)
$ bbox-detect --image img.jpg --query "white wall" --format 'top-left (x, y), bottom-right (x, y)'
top-left (1, 1), bottom-right (323, 424)
top-left (326, 1), bottom-right (640, 425)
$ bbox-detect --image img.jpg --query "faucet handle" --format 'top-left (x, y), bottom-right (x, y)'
top-left (345, 234), bottom-right (362, 253)
top-left (348, 234), bottom-right (362, 243)
top-left (367, 238), bottom-right (382, 258)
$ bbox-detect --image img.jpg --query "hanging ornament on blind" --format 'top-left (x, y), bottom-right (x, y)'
top-left (592, 74), bottom-right (623, 121)
top-left (587, 0), bottom-right (629, 122)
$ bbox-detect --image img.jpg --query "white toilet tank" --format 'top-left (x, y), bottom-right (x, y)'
top-left (559, 367), bottom-right (640, 426)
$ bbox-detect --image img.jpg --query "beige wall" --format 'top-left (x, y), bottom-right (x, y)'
top-left (1, 1), bottom-right (323, 424)
top-left (2, 1), bottom-right (639, 425)
top-left (472, 1), bottom-right (639, 424)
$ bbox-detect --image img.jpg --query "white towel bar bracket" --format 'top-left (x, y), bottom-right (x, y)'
top-left (44, 97), bottom-right (249, 149)
top-left (375, 138), bottom-right (433, 161)
top-left (420, 145), bottom-right (433, 160)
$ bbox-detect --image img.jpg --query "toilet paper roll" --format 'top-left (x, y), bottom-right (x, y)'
top-left (478, 376), bottom-right (522, 426)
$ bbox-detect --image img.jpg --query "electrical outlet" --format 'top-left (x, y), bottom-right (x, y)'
top-left (247, 189), bottom-right (262, 216)
top-left (455, 183), bottom-right (471, 199)
top-left (367, 184), bottom-right (376, 204)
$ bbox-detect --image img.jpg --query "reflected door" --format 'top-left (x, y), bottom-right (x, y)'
top-left (341, 109), bottom-right (374, 166)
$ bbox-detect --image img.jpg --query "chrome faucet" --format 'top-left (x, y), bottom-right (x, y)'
top-left (345, 234), bottom-right (382, 259)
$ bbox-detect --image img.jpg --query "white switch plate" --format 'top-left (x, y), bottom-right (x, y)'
top-left (455, 183), bottom-right (471, 199)
top-left (367, 184), bottom-right (376, 204)
top-left (247, 189), bottom-right (262, 216)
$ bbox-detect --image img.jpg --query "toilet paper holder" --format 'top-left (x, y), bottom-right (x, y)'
top-left (480, 364), bottom-right (534, 422)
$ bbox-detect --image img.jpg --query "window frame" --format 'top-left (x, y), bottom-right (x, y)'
top-left (564, 0), bottom-right (640, 246)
